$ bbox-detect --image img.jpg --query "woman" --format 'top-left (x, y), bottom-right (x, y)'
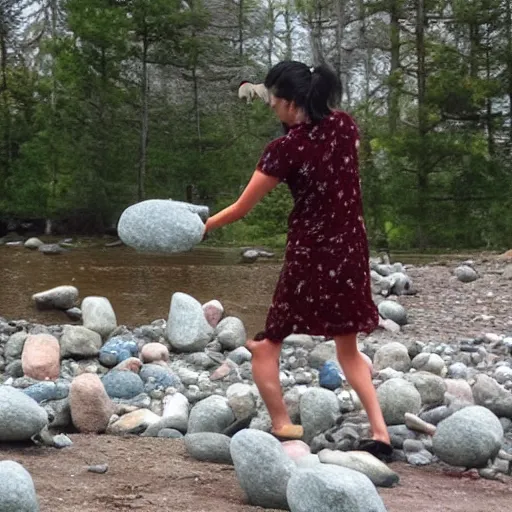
top-left (205, 61), bottom-right (391, 459)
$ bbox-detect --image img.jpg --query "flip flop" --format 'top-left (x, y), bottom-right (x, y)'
top-left (271, 424), bottom-right (304, 441)
top-left (357, 439), bottom-right (393, 462)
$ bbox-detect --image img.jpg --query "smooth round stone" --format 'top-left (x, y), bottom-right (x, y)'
top-left (32, 285), bottom-right (78, 310)
top-left (99, 337), bottom-right (138, 367)
top-left (101, 370), bottom-right (144, 399)
top-left (139, 364), bottom-right (181, 392)
top-left (118, 199), bottom-right (207, 253)
top-left (319, 361), bottom-right (343, 390)
top-left (454, 265), bottom-right (478, 283)
top-left (0, 460), bottom-right (39, 512)
top-left (378, 300), bottom-right (408, 326)
top-left (158, 428), bottom-right (184, 439)
top-left (377, 378), bottom-right (422, 425)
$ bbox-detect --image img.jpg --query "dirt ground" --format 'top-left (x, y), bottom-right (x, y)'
top-left (0, 435), bottom-right (509, 512)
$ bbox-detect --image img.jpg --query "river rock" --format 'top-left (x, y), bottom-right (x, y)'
top-left (23, 380), bottom-right (69, 403)
top-left (411, 353), bottom-right (446, 376)
top-left (432, 406), bottom-right (503, 468)
top-left (118, 199), bottom-right (206, 253)
top-left (162, 392), bottom-right (189, 432)
top-left (139, 363), bottom-right (181, 392)
top-left (454, 265), bottom-right (478, 283)
top-left (226, 383), bottom-right (256, 419)
top-left (24, 237), bottom-right (43, 249)
top-left (140, 342), bottom-right (169, 363)
top-left (448, 362), bottom-right (469, 379)
top-left (81, 296), bottom-right (117, 338)
top-left (318, 449), bottom-right (399, 487)
top-left (43, 398), bottom-right (71, 429)
top-left (373, 342), bottom-right (411, 372)
top-left (309, 341), bottom-right (337, 369)
top-left (300, 388), bottom-right (339, 443)
top-left (108, 409), bottom-right (160, 435)
top-left (319, 361), bottom-right (343, 390)
top-left (114, 357), bottom-right (142, 373)
top-left (5, 331), bottom-right (28, 362)
top-left (202, 299), bottom-right (224, 327)
top-left (405, 371), bottom-right (446, 406)
top-left (102, 370), bottom-right (144, 399)
top-left (287, 465), bottom-right (387, 512)
top-left (282, 440), bottom-right (311, 462)
top-left (215, 317), bottom-right (246, 351)
top-left (32, 285), bottom-right (78, 310)
top-left (378, 300), bottom-right (408, 326)
top-left (0, 460), bottom-right (39, 512)
top-left (69, 373), bottom-right (113, 433)
top-left (377, 378), bottom-right (422, 425)
top-left (231, 429), bottom-right (295, 509)
top-left (0, 386), bottom-right (48, 441)
top-left (60, 325), bottom-right (102, 359)
top-left (21, 334), bottom-right (60, 381)
top-left (445, 379), bottom-right (474, 404)
top-left (167, 293), bottom-right (214, 352)
top-left (188, 395), bottom-right (235, 433)
top-left (185, 433), bottom-right (232, 464)
top-left (99, 336), bottom-right (139, 367)
top-left (38, 243), bottom-right (64, 255)
top-left (472, 374), bottom-right (512, 417)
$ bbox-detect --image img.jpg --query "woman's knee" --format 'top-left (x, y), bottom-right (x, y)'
top-left (334, 333), bottom-right (358, 359)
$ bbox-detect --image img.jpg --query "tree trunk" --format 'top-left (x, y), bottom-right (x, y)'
top-left (238, 0), bottom-right (244, 56)
top-left (139, 31), bottom-right (149, 202)
top-left (506, 0), bottom-right (512, 148)
top-left (389, 0), bottom-right (401, 134)
top-left (267, 0), bottom-right (275, 68)
top-left (283, 0), bottom-right (293, 60)
top-left (485, 24), bottom-right (494, 156)
top-left (334, 0), bottom-right (344, 105)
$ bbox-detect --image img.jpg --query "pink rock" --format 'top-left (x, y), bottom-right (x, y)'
top-left (21, 334), bottom-right (60, 381)
top-left (114, 357), bottom-right (142, 373)
top-left (141, 343), bottom-right (169, 363)
top-left (202, 300), bottom-right (224, 328)
top-left (444, 378), bottom-right (474, 404)
top-left (69, 373), bottom-right (114, 433)
top-left (210, 360), bottom-right (236, 381)
top-left (281, 440), bottom-right (311, 461)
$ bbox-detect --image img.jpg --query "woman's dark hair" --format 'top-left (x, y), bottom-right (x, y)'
top-left (264, 61), bottom-right (342, 123)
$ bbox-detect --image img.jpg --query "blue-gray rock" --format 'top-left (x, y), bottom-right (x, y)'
top-left (227, 347), bottom-right (252, 365)
top-left (300, 388), bottom-right (339, 443)
top-left (419, 405), bottom-right (453, 425)
top-left (101, 370), bottom-right (144, 399)
top-left (60, 325), bottom-right (102, 359)
top-left (472, 374), bottom-right (512, 418)
top-left (5, 359), bottom-right (23, 378)
top-left (231, 429), bottom-right (295, 509)
top-left (140, 364), bottom-right (181, 392)
top-left (377, 378), bottom-right (422, 425)
top-left (406, 449), bottom-right (433, 466)
top-left (99, 336), bottom-right (138, 367)
top-left (23, 380), bottom-right (70, 403)
top-left (81, 296), bottom-right (117, 338)
top-left (158, 428), bottom-right (184, 438)
top-left (215, 317), bottom-right (247, 351)
top-left (167, 293), bottom-right (214, 352)
top-left (432, 405), bottom-right (503, 468)
top-left (32, 285), bottom-right (78, 310)
top-left (0, 386), bottom-right (48, 441)
top-left (387, 425), bottom-right (417, 449)
top-left (5, 331), bottom-right (28, 362)
top-left (43, 398), bottom-right (71, 429)
top-left (287, 465), bottom-right (387, 512)
top-left (53, 433), bottom-right (73, 449)
top-left (118, 199), bottom-right (206, 253)
top-left (378, 300), bottom-right (408, 326)
top-left (318, 449), bottom-right (399, 487)
top-left (454, 265), bottom-right (478, 283)
top-left (448, 362), bottom-right (469, 379)
top-left (0, 461), bottom-right (39, 511)
top-left (373, 342), bottom-right (411, 372)
top-left (184, 433), bottom-right (232, 464)
top-left (319, 361), bottom-right (343, 390)
top-left (65, 307), bottom-right (83, 321)
top-left (188, 395), bottom-right (235, 434)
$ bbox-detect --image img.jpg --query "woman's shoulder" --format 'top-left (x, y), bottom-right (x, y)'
top-left (330, 110), bottom-right (358, 127)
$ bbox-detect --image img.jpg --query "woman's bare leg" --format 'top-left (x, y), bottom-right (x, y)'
top-left (246, 338), bottom-right (301, 434)
top-left (334, 333), bottom-right (390, 444)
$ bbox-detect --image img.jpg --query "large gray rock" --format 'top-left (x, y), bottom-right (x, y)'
top-left (472, 374), bottom-right (512, 418)
top-left (0, 461), bottom-right (39, 511)
top-left (432, 406), bottom-right (503, 468)
top-left (32, 285), bottom-right (78, 310)
top-left (167, 293), bottom-right (214, 352)
top-left (373, 342), bottom-right (411, 372)
top-left (318, 449), bottom-right (399, 487)
top-left (184, 433), bottom-right (232, 464)
top-left (81, 296), bottom-right (117, 338)
top-left (24, 237), bottom-right (43, 250)
top-left (118, 199), bottom-right (207, 253)
top-left (215, 317), bottom-right (246, 351)
top-left (378, 300), bottom-right (407, 326)
top-left (377, 378), bottom-right (422, 425)
top-left (0, 386), bottom-right (48, 441)
top-left (287, 465), bottom-right (387, 512)
top-left (60, 325), bottom-right (102, 359)
top-left (231, 429), bottom-right (295, 509)
top-left (300, 388), bottom-right (339, 443)
top-left (188, 395), bottom-right (234, 434)
top-left (405, 371), bottom-right (446, 406)
top-left (226, 383), bottom-right (256, 420)
top-left (454, 265), bottom-right (478, 283)
top-left (5, 331), bottom-right (28, 362)
top-left (411, 353), bottom-right (446, 376)
top-left (101, 370), bottom-right (144, 399)
top-left (308, 341), bottom-right (337, 369)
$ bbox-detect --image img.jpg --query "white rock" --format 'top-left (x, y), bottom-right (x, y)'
top-left (32, 285), bottom-right (78, 310)
top-left (81, 296), bottom-right (117, 338)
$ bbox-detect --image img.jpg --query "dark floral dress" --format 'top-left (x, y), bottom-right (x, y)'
top-left (256, 110), bottom-right (378, 342)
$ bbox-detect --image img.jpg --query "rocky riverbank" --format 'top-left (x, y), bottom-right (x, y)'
top-left (1, 253), bottom-right (512, 511)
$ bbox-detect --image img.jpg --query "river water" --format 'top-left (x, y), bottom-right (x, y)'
top-left (0, 244), bottom-right (282, 336)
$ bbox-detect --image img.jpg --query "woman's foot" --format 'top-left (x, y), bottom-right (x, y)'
top-left (271, 424), bottom-right (304, 441)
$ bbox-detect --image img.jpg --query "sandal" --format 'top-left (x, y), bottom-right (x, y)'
top-left (357, 439), bottom-right (393, 462)
top-left (271, 424), bottom-right (304, 441)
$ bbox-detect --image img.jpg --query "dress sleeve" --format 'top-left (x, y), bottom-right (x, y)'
top-left (256, 136), bottom-right (296, 182)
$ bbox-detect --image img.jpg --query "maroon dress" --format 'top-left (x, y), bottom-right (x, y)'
top-left (256, 110), bottom-right (378, 342)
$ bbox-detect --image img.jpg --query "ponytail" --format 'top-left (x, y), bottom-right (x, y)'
top-left (264, 61), bottom-right (342, 124)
